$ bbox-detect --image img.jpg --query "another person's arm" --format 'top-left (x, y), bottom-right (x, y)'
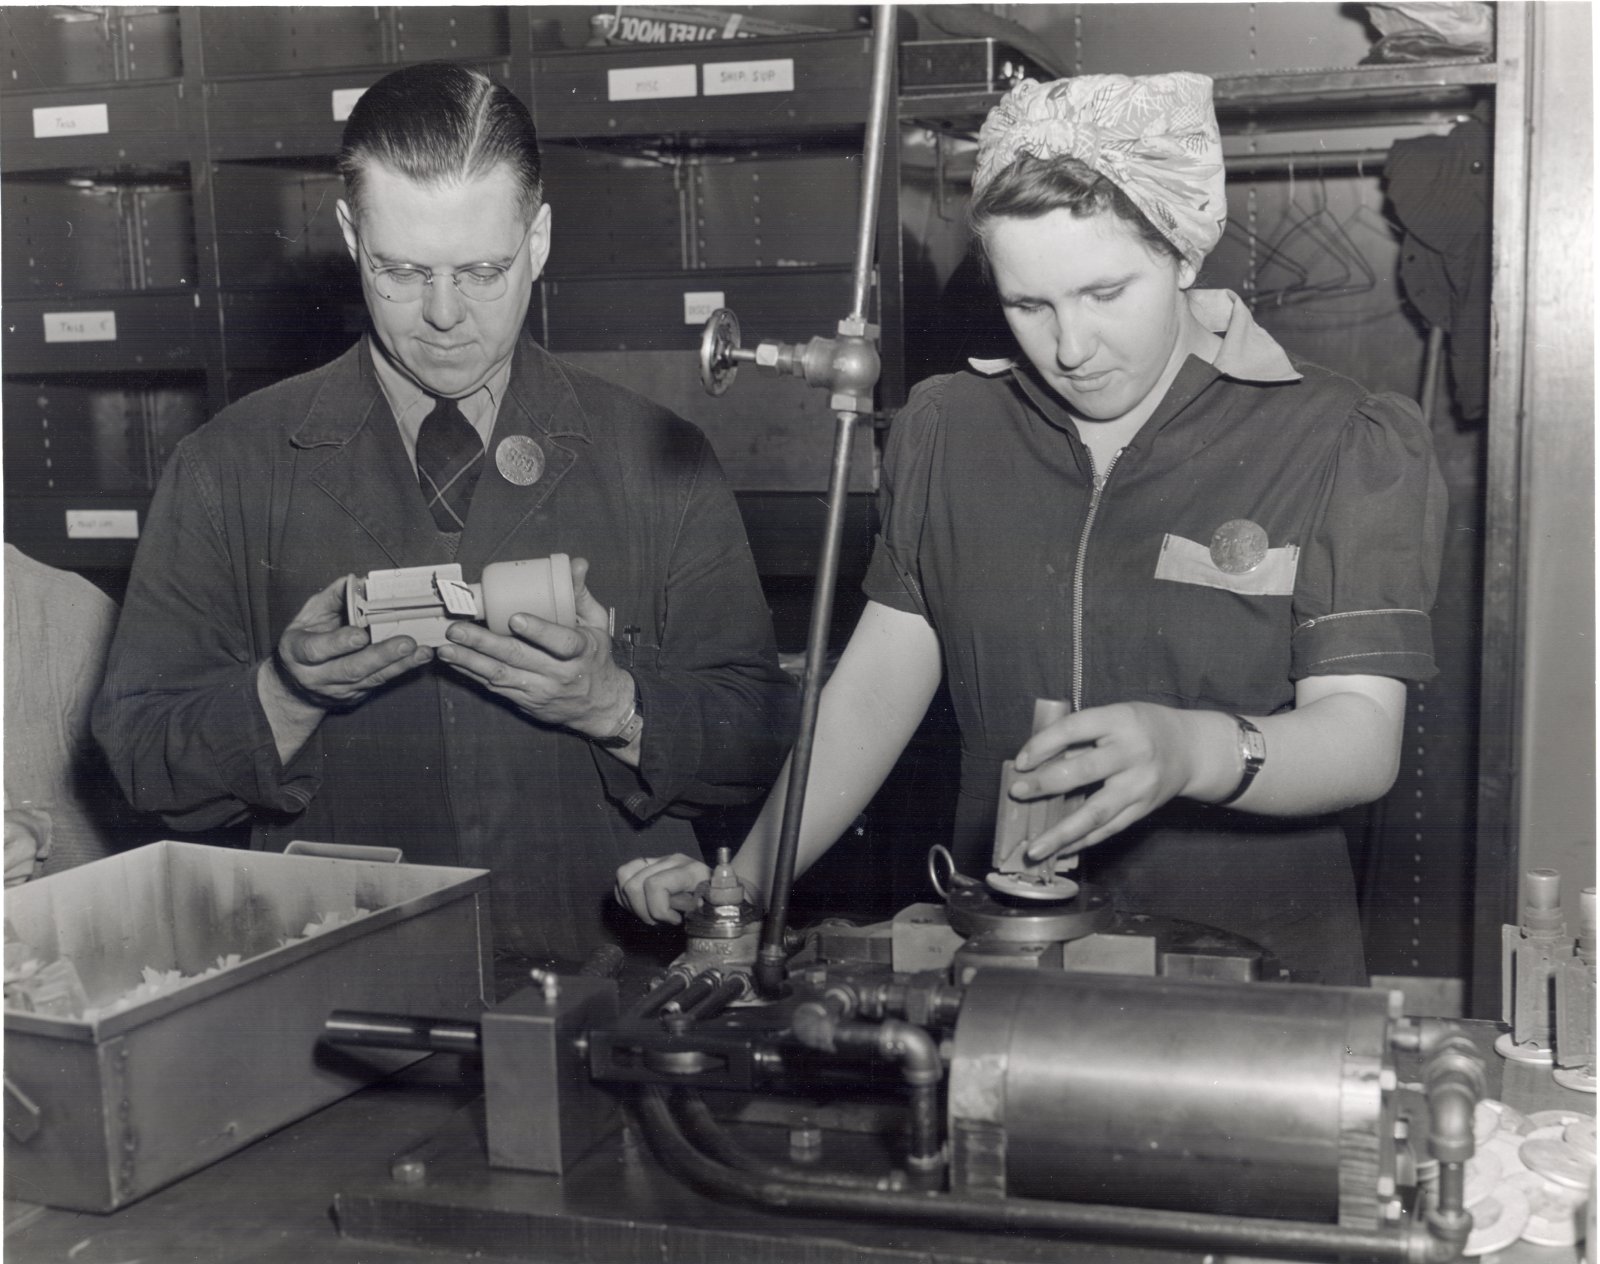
top-left (617, 600), bottom-right (943, 924)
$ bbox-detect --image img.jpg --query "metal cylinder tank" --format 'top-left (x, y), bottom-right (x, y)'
top-left (947, 971), bottom-right (1400, 1226)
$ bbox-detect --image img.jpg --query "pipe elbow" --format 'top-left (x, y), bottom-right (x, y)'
top-left (877, 1019), bottom-right (943, 1085)
top-left (1417, 1207), bottom-right (1472, 1264)
top-left (1428, 1083), bottom-right (1477, 1164)
top-left (1421, 1030), bottom-right (1486, 1165)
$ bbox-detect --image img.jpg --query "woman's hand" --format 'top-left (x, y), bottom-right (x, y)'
top-left (615, 854), bottom-right (711, 925)
top-left (1005, 677), bottom-right (1407, 866)
top-left (1007, 702), bottom-right (1233, 864)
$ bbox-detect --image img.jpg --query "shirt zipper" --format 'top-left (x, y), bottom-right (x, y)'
top-left (1071, 449), bottom-right (1122, 711)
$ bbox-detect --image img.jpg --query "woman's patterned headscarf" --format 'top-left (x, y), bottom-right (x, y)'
top-left (973, 73), bottom-right (1227, 269)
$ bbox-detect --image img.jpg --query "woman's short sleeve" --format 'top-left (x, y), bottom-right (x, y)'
top-left (861, 376), bottom-right (951, 621)
top-left (1290, 391), bottom-right (1448, 681)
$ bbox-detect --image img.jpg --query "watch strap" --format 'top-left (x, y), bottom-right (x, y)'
top-left (592, 681), bottom-right (642, 750)
top-left (1213, 714), bottom-right (1265, 806)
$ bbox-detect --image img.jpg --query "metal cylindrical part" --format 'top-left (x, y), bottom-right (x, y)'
top-left (323, 1010), bottom-right (481, 1055)
top-left (948, 972), bottom-right (1397, 1224)
top-left (1520, 868), bottom-right (1566, 935)
top-left (1525, 868), bottom-right (1562, 910)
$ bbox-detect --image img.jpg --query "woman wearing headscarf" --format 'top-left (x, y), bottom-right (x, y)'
top-left (618, 73), bottom-right (1446, 985)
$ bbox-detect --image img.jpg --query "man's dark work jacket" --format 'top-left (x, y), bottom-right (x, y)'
top-left (94, 330), bottom-right (797, 962)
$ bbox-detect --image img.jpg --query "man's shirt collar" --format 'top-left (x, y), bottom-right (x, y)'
top-left (368, 340), bottom-right (513, 467)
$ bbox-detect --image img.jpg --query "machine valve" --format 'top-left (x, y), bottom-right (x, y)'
top-left (698, 308), bottom-right (881, 416)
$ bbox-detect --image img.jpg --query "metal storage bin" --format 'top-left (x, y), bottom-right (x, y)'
top-left (197, 7), bottom-right (508, 77)
top-left (2, 6), bottom-right (183, 90)
top-left (3, 175), bottom-right (196, 295)
top-left (3, 840), bottom-right (492, 1213)
top-left (542, 265), bottom-right (858, 353)
top-left (211, 163), bottom-right (350, 289)
top-left (2, 373), bottom-right (206, 494)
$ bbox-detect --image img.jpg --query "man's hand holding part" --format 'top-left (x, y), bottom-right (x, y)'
top-left (258, 576), bottom-right (434, 764)
top-left (437, 558), bottom-right (642, 765)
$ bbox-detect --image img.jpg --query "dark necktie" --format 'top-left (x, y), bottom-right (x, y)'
top-left (416, 394), bottom-right (484, 533)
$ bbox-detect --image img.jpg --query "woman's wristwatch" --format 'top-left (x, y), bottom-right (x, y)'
top-left (593, 678), bottom-right (644, 750)
top-left (1213, 714), bottom-right (1265, 806)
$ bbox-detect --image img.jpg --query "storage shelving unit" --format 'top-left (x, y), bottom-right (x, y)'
top-left (523, 25), bottom-right (894, 601)
top-left (1, 8), bottom-right (517, 573)
top-left (2, 7), bottom-right (888, 589)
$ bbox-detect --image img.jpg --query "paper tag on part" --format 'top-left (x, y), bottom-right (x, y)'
top-left (436, 577), bottom-right (480, 617)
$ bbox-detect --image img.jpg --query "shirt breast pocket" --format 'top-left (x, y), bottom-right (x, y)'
top-left (1153, 533), bottom-right (1299, 597)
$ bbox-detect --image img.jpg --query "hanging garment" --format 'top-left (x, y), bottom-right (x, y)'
top-left (1385, 117), bottom-right (1492, 421)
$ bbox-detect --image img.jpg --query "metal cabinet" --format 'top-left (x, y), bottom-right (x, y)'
top-left (0, 7), bottom-right (517, 569)
top-left (521, 22), bottom-right (892, 594)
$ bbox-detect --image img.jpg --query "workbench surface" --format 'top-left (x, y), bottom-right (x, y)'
top-left (5, 1017), bottom-right (1591, 1264)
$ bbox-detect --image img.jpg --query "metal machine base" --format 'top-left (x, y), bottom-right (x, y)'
top-left (334, 1094), bottom-right (1207, 1264)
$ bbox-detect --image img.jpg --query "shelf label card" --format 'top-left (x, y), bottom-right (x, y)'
top-left (43, 311), bottom-right (117, 343)
top-left (703, 59), bottom-right (795, 97)
top-left (607, 64), bottom-right (697, 102)
top-left (32, 103), bottom-right (110, 138)
top-left (331, 88), bottom-right (366, 122)
top-left (683, 291), bottom-right (725, 325)
top-left (66, 509), bottom-right (139, 540)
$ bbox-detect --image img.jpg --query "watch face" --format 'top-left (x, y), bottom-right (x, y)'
top-left (1242, 726), bottom-right (1267, 763)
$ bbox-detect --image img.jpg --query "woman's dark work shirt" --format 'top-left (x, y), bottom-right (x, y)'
top-left (863, 290), bottom-right (1448, 985)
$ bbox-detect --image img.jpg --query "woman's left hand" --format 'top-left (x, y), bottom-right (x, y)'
top-left (1007, 702), bottom-right (1223, 864)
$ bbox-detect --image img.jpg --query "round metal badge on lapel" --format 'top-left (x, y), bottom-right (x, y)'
top-left (495, 435), bottom-right (546, 487)
top-left (1209, 519), bottom-right (1269, 574)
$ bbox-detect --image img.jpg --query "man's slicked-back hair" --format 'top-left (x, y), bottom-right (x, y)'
top-left (338, 62), bottom-right (542, 224)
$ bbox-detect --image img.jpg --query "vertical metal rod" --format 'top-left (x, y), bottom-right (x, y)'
top-left (848, 5), bottom-right (898, 323)
top-left (754, 5), bottom-right (896, 996)
top-left (756, 410), bottom-right (858, 995)
top-left (1419, 323), bottom-right (1446, 421)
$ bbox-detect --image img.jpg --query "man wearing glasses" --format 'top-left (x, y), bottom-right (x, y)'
top-left (94, 63), bottom-right (797, 968)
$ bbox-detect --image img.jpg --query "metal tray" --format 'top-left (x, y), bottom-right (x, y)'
top-left (4, 840), bottom-right (491, 1212)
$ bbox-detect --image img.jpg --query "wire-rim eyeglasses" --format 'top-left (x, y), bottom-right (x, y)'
top-left (354, 231), bottom-right (523, 304)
